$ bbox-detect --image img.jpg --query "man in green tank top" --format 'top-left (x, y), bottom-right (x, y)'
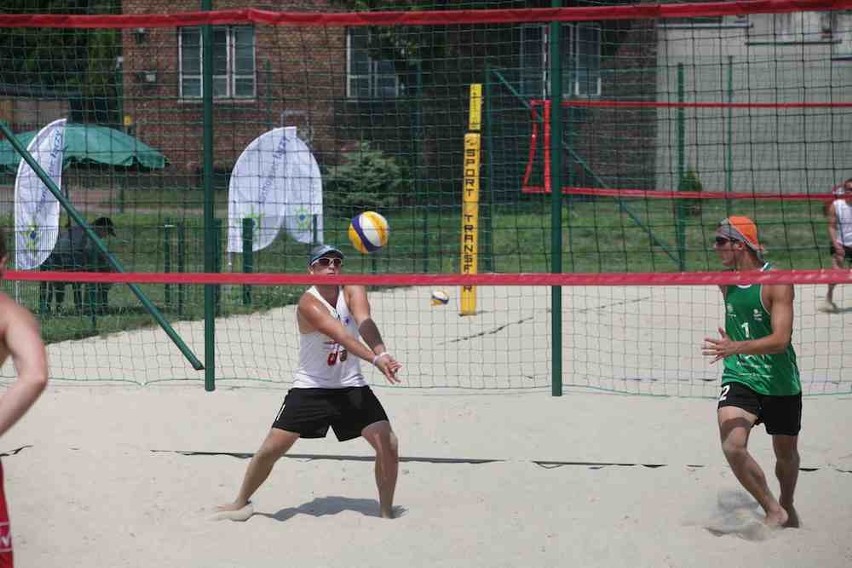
top-left (702, 216), bottom-right (801, 529)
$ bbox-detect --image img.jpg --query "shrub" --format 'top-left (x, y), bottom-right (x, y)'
top-left (323, 142), bottom-right (408, 215)
top-left (679, 168), bottom-right (703, 217)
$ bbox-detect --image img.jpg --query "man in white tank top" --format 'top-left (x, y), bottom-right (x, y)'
top-left (820, 179), bottom-right (852, 312)
top-left (215, 244), bottom-right (402, 521)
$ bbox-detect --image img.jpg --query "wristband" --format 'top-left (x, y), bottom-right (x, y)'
top-left (372, 352), bottom-right (389, 366)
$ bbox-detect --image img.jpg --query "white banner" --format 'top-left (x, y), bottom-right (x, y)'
top-left (14, 118), bottom-right (66, 270)
top-left (227, 126), bottom-right (323, 253)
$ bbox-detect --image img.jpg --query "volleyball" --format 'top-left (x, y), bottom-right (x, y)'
top-left (348, 211), bottom-right (389, 254)
top-left (431, 289), bottom-right (450, 306)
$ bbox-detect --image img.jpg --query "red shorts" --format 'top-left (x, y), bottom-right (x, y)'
top-left (0, 462), bottom-right (12, 567)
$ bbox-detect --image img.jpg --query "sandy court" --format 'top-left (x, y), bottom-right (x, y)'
top-left (0, 281), bottom-right (849, 566)
top-left (0, 385), bottom-right (850, 567)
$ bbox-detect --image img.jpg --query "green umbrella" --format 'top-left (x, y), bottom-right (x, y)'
top-left (0, 123), bottom-right (167, 172)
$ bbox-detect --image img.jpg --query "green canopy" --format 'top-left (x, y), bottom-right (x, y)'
top-left (0, 123), bottom-right (167, 172)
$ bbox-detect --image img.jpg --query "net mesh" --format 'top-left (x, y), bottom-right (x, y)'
top-left (0, 1), bottom-right (849, 395)
top-left (1, 271), bottom-right (849, 396)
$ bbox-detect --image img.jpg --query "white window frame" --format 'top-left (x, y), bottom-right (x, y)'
top-left (658, 15), bottom-right (752, 30)
top-left (520, 23), bottom-right (602, 99)
top-left (746, 11), bottom-right (838, 45)
top-left (346, 28), bottom-right (401, 100)
top-left (179, 25), bottom-right (256, 100)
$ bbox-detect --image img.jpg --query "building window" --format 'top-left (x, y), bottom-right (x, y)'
top-left (769, 11), bottom-right (835, 44)
top-left (520, 23), bottom-right (602, 98)
top-left (658, 15), bottom-right (752, 29)
top-left (346, 28), bottom-right (400, 99)
top-left (179, 26), bottom-right (256, 99)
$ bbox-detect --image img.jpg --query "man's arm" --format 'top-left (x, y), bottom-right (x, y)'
top-left (703, 284), bottom-right (794, 362)
top-left (299, 292), bottom-right (400, 383)
top-left (828, 202), bottom-right (842, 250)
top-left (702, 284), bottom-right (794, 363)
top-left (346, 286), bottom-right (387, 353)
top-left (0, 302), bottom-right (48, 437)
top-left (346, 285), bottom-right (402, 382)
top-left (736, 284), bottom-right (794, 355)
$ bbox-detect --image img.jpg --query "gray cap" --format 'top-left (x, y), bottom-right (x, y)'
top-left (308, 244), bottom-right (345, 265)
top-left (93, 216), bottom-right (116, 236)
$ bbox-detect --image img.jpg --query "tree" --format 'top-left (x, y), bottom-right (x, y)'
top-left (0, 1), bottom-right (121, 124)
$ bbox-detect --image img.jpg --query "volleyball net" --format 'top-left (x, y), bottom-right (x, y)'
top-left (0, 1), bottom-right (850, 395)
top-left (1, 270), bottom-right (850, 397)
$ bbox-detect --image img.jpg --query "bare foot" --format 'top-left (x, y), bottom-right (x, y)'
top-left (211, 501), bottom-right (254, 522)
top-left (764, 507), bottom-right (788, 529)
top-left (380, 507), bottom-right (395, 519)
top-left (782, 506), bottom-right (800, 528)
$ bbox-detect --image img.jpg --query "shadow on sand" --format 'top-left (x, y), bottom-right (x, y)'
top-left (254, 496), bottom-right (406, 522)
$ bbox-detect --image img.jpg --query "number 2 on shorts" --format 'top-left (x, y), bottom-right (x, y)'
top-left (718, 384), bottom-right (731, 402)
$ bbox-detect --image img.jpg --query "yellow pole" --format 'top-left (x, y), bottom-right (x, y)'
top-left (460, 84), bottom-right (482, 316)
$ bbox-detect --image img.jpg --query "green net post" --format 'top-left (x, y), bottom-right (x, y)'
top-left (242, 217), bottom-right (254, 306)
top-left (675, 63), bottom-right (687, 271)
top-left (725, 55), bottom-right (734, 218)
top-left (483, 63), bottom-right (495, 273)
top-left (550, 6), bottom-right (564, 397)
top-left (164, 220), bottom-right (173, 309)
top-left (202, 0), bottom-right (216, 392)
top-left (177, 220), bottom-right (186, 317)
top-left (213, 217), bottom-right (223, 317)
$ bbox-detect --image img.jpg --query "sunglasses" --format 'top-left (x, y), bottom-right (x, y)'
top-left (312, 257), bottom-right (343, 268)
top-left (714, 236), bottom-right (731, 246)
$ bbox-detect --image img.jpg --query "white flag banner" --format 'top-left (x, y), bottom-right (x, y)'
top-left (282, 128), bottom-right (323, 245)
top-left (14, 118), bottom-right (66, 270)
top-left (227, 126), bottom-right (323, 253)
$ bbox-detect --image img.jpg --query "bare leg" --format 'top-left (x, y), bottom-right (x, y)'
top-left (38, 282), bottom-right (50, 314)
top-left (216, 428), bottom-right (299, 517)
top-left (362, 421), bottom-right (399, 519)
top-left (773, 435), bottom-right (800, 528)
top-left (54, 283), bottom-right (66, 311)
top-left (826, 283), bottom-right (836, 304)
top-left (718, 407), bottom-right (788, 527)
top-left (73, 283), bottom-right (83, 314)
top-left (822, 255), bottom-right (843, 310)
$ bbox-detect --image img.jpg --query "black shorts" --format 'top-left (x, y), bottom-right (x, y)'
top-left (272, 386), bottom-right (389, 441)
top-left (829, 242), bottom-right (852, 262)
top-left (717, 382), bottom-right (802, 436)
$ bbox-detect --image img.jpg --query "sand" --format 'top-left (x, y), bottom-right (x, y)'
top-left (1, 384), bottom-right (850, 567)
top-left (0, 283), bottom-right (850, 566)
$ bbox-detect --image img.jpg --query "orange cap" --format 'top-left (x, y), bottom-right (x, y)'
top-left (719, 216), bottom-right (763, 256)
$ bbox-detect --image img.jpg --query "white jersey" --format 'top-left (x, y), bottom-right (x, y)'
top-left (292, 286), bottom-right (367, 389)
top-left (834, 199), bottom-right (852, 247)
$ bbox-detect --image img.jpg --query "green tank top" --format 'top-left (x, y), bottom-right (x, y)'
top-left (721, 269), bottom-right (801, 396)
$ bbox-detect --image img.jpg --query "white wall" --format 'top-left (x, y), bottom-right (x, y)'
top-left (656, 12), bottom-right (852, 195)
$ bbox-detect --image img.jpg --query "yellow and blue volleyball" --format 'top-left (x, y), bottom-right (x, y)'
top-left (348, 211), bottom-right (389, 254)
top-left (431, 289), bottom-right (450, 306)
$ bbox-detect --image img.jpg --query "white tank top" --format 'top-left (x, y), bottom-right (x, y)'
top-left (292, 286), bottom-right (367, 389)
top-left (834, 199), bottom-right (852, 247)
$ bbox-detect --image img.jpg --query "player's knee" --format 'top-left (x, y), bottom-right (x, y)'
top-left (369, 425), bottom-right (398, 460)
top-left (774, 445), bottom-right (799, 464)
top-left (721, 439), bottom-right (746, 460)
top-left (388, 431), bottom-right (399, 457)
top-left (256, 437), bottom-right (291, 462)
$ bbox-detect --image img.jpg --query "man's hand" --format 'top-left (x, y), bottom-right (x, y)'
top-left (702, 327), bottom-right (739, 364)
top-left (374, 353), bottom-right (402, 384)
